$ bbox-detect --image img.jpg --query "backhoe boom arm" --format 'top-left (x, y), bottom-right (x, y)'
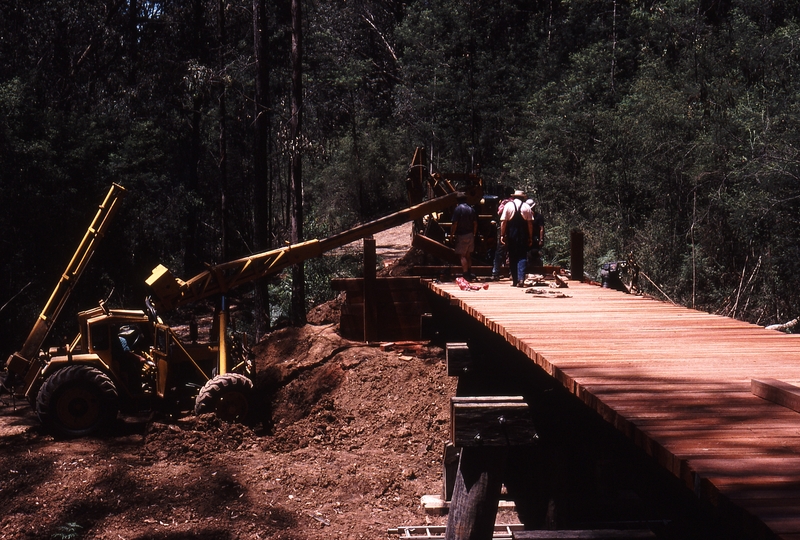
top-left (146, 192), bottom-right (458, 311)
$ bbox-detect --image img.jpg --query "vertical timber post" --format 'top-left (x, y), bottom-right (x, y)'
top-left (443, 341), bottom-right (539, 539)
top-left (570, 229), bottom-right (584, 282)
top-left (445, 447), bottom-right (504, 540)
top-left (363, 236), bottom-right (377, 342)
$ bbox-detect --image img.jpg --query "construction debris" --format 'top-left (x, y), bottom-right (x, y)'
top-left (456, 276), bottom-right (489, 291)
top-left (520, 271), bottom-right (569, 289)
top-left (526, 289), bottom-right (572, 298)
top-left (552, 272), bottom-right (569, 288)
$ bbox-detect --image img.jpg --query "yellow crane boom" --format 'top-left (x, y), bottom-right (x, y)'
top-left (146, 192), bottom-right (458, 312)
top-left (5, 184), bottom-right (126, 387)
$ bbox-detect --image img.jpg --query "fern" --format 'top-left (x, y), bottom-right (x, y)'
top-left (51, 522), bottom-right (83, 540)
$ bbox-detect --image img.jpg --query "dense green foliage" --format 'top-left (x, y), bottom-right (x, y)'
top-left (1, 0), bottom-right (799, 352)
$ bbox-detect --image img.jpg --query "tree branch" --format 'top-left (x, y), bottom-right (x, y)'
top-left (766, 318), bottom-right (800, 332)
top-left (361, 12), bottom-right (397, 63)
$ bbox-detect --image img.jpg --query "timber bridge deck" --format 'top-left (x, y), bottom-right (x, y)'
top-left (425, 278), bottom-right (800, 540)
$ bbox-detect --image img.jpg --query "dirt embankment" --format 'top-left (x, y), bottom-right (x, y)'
top-left (0, 322), bottom-right (464, 540)
top-left (0, 223), bottom-right (483, 540)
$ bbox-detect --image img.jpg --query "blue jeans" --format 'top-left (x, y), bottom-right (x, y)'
top-left (509, 253), bottom-right (527, 284)
top-left (492, 242), bottom-right (507, 276)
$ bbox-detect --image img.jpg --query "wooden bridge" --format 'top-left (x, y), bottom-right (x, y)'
top-left (424, 277), bottom-right (800, 540)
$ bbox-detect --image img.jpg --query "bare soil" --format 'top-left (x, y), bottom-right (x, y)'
top-left (0, 325), bottom-right (463, 540)
top-left (0, 225), bottom-right (488, 540)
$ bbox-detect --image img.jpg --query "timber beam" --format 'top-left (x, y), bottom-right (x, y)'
top-left (512, 531), bottom-right (655, 539)
top-left (450, 396), bottom-right (537, 447)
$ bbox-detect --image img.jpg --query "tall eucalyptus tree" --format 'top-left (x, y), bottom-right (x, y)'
top-left (289, 0), bottom-right (306, 325)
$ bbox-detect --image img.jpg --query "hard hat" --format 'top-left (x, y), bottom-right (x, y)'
top-left (119, 325), bottom-right (138, 337)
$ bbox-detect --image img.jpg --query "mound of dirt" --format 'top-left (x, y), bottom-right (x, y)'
top-left (0, 321), bottom-right (466, 539)
top-left (306, 293), bottom-right (345, 325)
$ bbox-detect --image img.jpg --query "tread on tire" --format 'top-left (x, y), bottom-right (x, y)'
top-left (194, 372), bottom-right (254, 422)
top-left (36, 365), bottom-right (119, 438)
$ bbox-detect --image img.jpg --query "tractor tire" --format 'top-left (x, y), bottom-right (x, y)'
top-left (36, 365), bottom-right (119, 438)
top-left (194, 373), bottom-right (254, 423)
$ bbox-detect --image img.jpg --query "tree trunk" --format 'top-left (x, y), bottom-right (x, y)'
top-left (218, 0), bottom-right (230, 341)
top-left (218, 0), bottom-right (228, 263)
top-left (127, 0), bottom-right (138, 87)
top-left (252, 0), bottom-right (271, 338)
top-left (185, 94), bottom-right (203, 275)
top-left (289, 0), bottom-right (306, 325)
top-left (184, 0), bottom-right (205, 275)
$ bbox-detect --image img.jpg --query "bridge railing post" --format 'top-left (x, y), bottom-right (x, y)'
top-left (363, 236), bottom-right (377, 341)
top-left (570, 229), bottom-right (584, 282)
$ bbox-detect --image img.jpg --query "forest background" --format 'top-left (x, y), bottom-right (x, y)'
top-left (1, 0), bottom-right (799, 353)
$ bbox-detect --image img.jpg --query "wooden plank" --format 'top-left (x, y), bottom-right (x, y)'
top-left (450, 395), bottom-right (526, 420)
top-left (331, 276), bottom-right (425, 291)
top-left (335, 275), bottom-right (431, 342)
top-left (513, 531), bottom-right (655, 539)
top-left (339, 310), bottom-right (427, 341)
top-left (751, 378), bottom-right (800, 413)
top-left (406, 265), bottom-right (563, 276)
top-left (441, 442), bottom-right (461, 501)
top-left (342, 302), bottom-right (433, 317)
top-left (423, 279), bottom-right (800, 539)
top-left (412, 233), bottom-right (460, 265)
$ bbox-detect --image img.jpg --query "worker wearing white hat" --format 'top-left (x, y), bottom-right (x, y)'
top-left (499, 190), bottom-right (534, 287)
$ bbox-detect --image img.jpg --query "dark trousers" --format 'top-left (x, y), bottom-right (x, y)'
top-left (492, 241), bottom-right (507, 277)
top-left (509, 247), bottom-right (527, 285)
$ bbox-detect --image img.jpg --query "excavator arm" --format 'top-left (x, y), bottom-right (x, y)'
top-left (146, 192), bottom-right (459, 312)
top-left (146, 148), bottom-right (485, 314)
top-left (146, 238), bottom-right (326, 312)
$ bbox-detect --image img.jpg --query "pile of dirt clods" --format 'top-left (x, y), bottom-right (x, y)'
top-left (0, 321), bottom-right (464, 540)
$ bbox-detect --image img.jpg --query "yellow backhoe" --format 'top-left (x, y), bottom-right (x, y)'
top-left (2, 164), bottom-right (474, 437)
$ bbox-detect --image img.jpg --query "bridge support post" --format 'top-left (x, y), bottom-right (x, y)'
top-left (570, 229), bottom-right (584, 282)
top-left (447, 342), bottom-right (472, 376)
top-left (445, 446), bottom-right (504, 540)
top-left (363, 236), bottom-right (377, 341)
top-left (444, 340), bottom-right (539, 539)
